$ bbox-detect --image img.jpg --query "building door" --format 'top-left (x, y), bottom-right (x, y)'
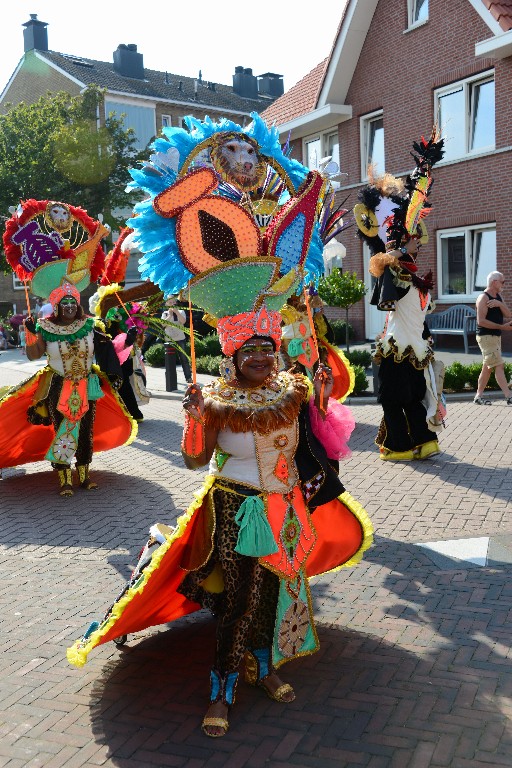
top-left (363, 244), bottom-right (385, 340)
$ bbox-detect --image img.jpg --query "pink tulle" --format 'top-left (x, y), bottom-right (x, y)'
top-left (308, 396), bottom-right (355, 460)
top-left (112, 333), bottom-right (132, 365)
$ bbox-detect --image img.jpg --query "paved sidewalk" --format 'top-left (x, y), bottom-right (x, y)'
top-left (1, 349), bottom-right (512, 768)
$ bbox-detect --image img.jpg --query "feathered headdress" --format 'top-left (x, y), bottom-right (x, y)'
top-left (354, 126), bottom-right (444, 257)
top-left (100, 227), bottom-right (133, 287)
top-left (125, 113), bottom-right (338, 355)
top-left (3, 199), bottom-right (109, 300)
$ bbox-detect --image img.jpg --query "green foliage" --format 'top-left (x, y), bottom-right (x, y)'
top-left (352, 364), bottom-right (369, 395)
top-left (443, 361), bottom-right (468, 391)
top-left (318, 270), bottom-right (367, 309)
top-left (196, 355), bottom-right (223, 375)
top-left (329, 319), bottom-right (354, 344)
top-left (443, 361), bottom-right (512, 391)
top-left (345, 349), bottom-right (372, 368)
top-left (318, 271), bottom-right (367, 353)
top-left (144, 343), bottom-right (165, 367)
top-left (0, 85), bottom-right (144, 272)
top-left (193, 333), bottom-right (222, 358)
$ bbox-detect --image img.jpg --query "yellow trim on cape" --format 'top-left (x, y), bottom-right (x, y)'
top-left (310, 489), bottom-right (374, 579)
top-left (66, 475), bottom-right (216, 668)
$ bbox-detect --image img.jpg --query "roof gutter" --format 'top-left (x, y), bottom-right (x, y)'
top-left (475, 29), bottom-right (512, 60)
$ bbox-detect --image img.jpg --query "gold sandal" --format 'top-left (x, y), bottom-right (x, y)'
top-left (245, 649), bottom-right (295, 702)
top-left (202, 669), bottom-right (237, 738)
top-left (201, 716), bottom-right (229, 738)
top-left (258, 679), bottom-right (295, 703)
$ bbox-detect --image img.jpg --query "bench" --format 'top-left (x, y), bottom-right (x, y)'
top-left (425, 304), bottom-right (477, 354)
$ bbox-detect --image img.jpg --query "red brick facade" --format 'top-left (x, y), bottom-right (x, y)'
top-left (269, 0), bottom-right (512, 350)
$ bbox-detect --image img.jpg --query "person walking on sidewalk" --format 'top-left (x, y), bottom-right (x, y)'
top-left (474, 271), bottom-right (512, 405)
top-left (161, 296), bottom-right (192, 383)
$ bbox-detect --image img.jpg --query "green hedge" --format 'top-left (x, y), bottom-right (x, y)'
top-left (144, 343), bottom-right (165, 367)
top-left (351, 364), bottom-right (369, 395)
top-left (345, 349), bottom-right (372, 368)
top-left (444, 361), bottom-right (512, 392)
top-left (329, 319), bottom-right (354, 345)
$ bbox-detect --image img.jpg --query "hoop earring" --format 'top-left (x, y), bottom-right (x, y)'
top-left (219, 356), bottom-right (237, 384)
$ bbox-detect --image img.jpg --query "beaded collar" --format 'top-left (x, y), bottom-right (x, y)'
top-left (38, 316), bottom-right (94, 342)
top-left (203, 371), bottom-right (309, 434)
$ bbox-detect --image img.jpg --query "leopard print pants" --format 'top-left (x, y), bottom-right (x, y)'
top-left (180, 482), bottom-right (279, 675)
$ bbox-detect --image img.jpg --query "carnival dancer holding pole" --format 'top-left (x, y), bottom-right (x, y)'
top-left (67, 114), bottom-right (373, 737)
top-left (0, 199), bottom-right (137, 495)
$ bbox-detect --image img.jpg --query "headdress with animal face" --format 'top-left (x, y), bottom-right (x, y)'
top-left (125, 113), bottom-right (341, 356)
top-left (3, 198), bottom-right (109, 301)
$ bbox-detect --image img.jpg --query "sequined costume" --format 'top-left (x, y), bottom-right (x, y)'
top-left (0, 313), bottom-right (136, 487)
top-left (67, 371), bottom-right (372, 671)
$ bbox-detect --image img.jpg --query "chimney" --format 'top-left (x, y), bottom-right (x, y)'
top-left (258, 72), bottom-right (284, 99)
top-left (113, 44), bottom-right (144, 80)
top-left (232, 66), bottom-right (258, 100)
top-left (23, 14), bottom-right (48, 52)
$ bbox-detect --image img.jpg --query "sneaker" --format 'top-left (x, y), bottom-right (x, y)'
top-left (506, 397), bottom-right (512, 405)
top-left (473, 396), bottom-right (492, 405)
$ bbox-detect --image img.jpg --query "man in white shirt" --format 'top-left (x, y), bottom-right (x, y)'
top-left (161, 297), bottom-right (192, 382)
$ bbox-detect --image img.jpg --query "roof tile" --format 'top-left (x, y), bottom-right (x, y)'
top-left (40, 50), bottom-right (275, 114)
top-left (482, 0), bottom-right (512, 31)
top-left (260, 59), bottom-right (328, 126)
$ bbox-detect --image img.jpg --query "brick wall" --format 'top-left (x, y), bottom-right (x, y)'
top-left (328, 0), bottom-right (512, 347)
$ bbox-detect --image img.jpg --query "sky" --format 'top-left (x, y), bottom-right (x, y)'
top-left (1, 2), bottom-right (345, 96)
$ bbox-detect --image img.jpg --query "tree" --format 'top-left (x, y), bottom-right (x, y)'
top-left (318, 270), bottom-right (367, 352)
top-left (0, 85), bottom-right (144, 272)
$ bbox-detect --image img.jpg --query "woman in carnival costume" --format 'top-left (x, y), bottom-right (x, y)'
top-left (89, 227), bottom-right (153, 421)
top-left (66, 114), bottom-right (373, 737)
top-left (0, 200), bottom-right (137, 495)
top-left (353, 128), bottom-right (446, 461)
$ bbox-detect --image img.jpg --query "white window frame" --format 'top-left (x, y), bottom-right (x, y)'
top-left (436, 223), bottom-right (497, 300)
top-left (161, 114), bottom-right (172, 129)
top-left (407, 0), bottom-right (429, 29)
top-left (435, 71), bottom-right (495, 161)
top-left (302, 130), bottom-right (341, 189)
top-left (360, 110), bottom-right (384, 181)
top-left (12, 274), bottom-right (24, 291)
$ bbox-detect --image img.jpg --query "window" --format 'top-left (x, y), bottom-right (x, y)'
top-left (303, 130), bottom-right (341, 188)
top-left (436, 73), bottom-right (495, 161)
top-left (437, 224), bottom-right (496, 298)
top-left (361, 111), bottom-right (384, 179)
top-left (12, 274), bottom-right (24, 291)
top-left (161, 114), bottom-right (171, 129)
top-left (408, 0), bottom-right (428, 26)
top-left (105, 100), bottom-right (156, 150)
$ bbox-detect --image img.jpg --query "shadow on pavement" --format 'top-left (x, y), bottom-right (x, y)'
top-left (0, 469), bottom-right (180, 558)
top-left (87, 605), bottom-right (512, 766)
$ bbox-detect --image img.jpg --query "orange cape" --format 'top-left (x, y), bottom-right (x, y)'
top-left (67, 476), bottom-right (373, 667)
top-left (0, 367), bottom-right (137, 469)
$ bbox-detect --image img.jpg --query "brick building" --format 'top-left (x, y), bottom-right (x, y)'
top-left (0, 15), bottom-right (283, 313)
top-left (262, 0), bottom-right (512, 350)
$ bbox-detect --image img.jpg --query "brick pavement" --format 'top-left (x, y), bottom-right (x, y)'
top-left (1, 349), bottom-right (512, 767)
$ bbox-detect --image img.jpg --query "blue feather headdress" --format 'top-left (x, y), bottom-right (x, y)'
top-left (126, 112), bottom-right (334, 305)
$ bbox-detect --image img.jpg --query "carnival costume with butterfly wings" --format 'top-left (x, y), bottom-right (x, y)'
top-left (66, 114), bottom-right (372, 731)
top-left (354, 129), bottom-right (446, 461)
top-left (0, 201), bottom-right (137, 495)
